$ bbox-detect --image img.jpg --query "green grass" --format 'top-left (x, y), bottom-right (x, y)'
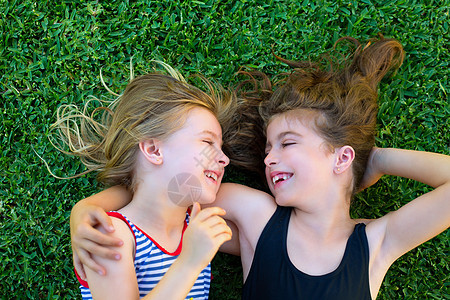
top-left (1, 0), bottom-right (449, 299)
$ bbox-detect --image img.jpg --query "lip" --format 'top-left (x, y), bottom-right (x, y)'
top-left (269, 171), bottom-right (293, 188)
top-left (204, 170), bottom-right (222, 184)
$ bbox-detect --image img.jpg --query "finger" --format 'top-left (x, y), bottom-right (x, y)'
top-left (215, 231), bottom-right (233, 245)
top-left (73, 251), bottom-right (86, 280)
top-left (209, 223), bottom-right (233, 238)
top-left (77, 248), bottom-right (107, 276)
top-left (190, 202), bottom-right (201, 219)
top-left (77, 239), bottom-right (122, 261)
top-left (201, 215), bottom-right (228, 228)
top-left (76, 223), bottom-right (123, 247)
top-left (91, 210), bottom-right (115, 233)
top-left (193, 206), bottom-right (226, 222)
top-left (208, 231), bottom-right (233, 253)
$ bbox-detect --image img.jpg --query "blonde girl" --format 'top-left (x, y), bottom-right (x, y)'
top-left (51, 63), bottom-right (237, 299)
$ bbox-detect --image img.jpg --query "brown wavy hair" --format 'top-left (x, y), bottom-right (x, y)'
top-left (50, 62), bottom-right (237, 192)
top-left (229, 35), bottom-right (404, 195)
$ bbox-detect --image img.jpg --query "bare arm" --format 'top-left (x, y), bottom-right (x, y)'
top-left (143, 204), bottom-right (231, 299)
top-left (85, 218), bottom-right (139, 299)
top-left (86, 204), bottom-right (231, 300)
top-left (72, 183), bottom-right (275, 276)
top-left (372, 148), bottom-right (450, 263)
top-left (213, 183), bottom-right (277, 277)
top-left (195, 183), bottom-right (276, 256)
top-left (71, 186), bottom-right (132, 277)
top-left (218, 219), bottom-right (241, 256)
top-left (214, 183), bottom-right (275, 228)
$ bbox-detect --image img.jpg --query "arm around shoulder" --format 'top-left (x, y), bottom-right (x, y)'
top-left (78, 185), bottom-right (132, 211)
top-left (84, 218), bottom-right (139, 299)
top-left (71, 185), bottom-right (132, 245)
top-left (215, 183), bottom-right (277, 227)
top-left (85, 217), bottom-right (212, 300)
top-left (70, 186), bottom-right (133, 278)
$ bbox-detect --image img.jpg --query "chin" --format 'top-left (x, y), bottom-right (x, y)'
top-left (200, 194), bottom-right (217, 205)
top-left (193, 189), bottom-right (213, 204)
top-left (274, 195), bottom-right (292, 207)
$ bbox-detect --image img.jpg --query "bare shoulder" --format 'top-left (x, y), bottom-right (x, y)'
top-left (85, 216), bottom-right (139, 298)
top-left (356, 215), bottom-right (393, 297)
top-left (217, 183), bottom-right (277, 224)
top-left (95, 216), bottom-right (135, 252)
top-left (357, 216), bottom-right (389, 253)
top-left (111, 216), bottom-right (135, 244)
top-left (217, 183), bottom-right (277, 254)
top-left (219, 183), bottom-right (274, 201)
top-left (216, 183), bottom-right (278, 279)
top-left (218, 183), bottom-right (275, 204)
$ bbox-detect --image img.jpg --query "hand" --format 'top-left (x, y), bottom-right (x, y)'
top-left (70, 202), bottom-right (123, 279)
top-left (359, 147), bottom-right (384, 191)
top-left (179, 203), bottom-right (232, 269)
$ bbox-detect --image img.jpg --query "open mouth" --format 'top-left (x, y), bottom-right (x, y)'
top-left (204, 170), bottom-right (219, 182)
top-left (272, 173), bottom-right (292, 185)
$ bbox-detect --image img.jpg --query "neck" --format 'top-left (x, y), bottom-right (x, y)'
top-left (290, 189), bottom-right (354, 241)
top-left (121, 179), bottom-right (188, 235)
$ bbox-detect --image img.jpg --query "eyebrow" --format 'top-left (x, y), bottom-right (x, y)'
top-left (266, 131), bottom-right (302, 148)
top-left (199, 130), bottom-right (223, 146)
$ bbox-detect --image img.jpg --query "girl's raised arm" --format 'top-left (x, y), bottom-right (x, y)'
top-left (71, 186), bottom-right (132, 278)
top-left (85, 203), bottom-right (231, 299)
top-left (371, 148), bottom-right (450, 263)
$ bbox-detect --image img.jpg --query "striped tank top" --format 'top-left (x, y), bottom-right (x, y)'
top-left (77, 211), bottom-right (211, 299)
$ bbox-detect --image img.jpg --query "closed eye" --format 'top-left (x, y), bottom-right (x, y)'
top-left (203, 140), bottom-right (214, 145)
top-left (282, 142), bottom-right (295, 148)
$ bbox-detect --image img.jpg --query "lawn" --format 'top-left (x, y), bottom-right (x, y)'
top-left (0, 0), bottom-right (448, 299)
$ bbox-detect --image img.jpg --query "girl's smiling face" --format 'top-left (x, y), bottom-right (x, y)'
top-left (161, 107), bottom-right (229, 206)
top-left (264, 112), bottom-right (336, 208)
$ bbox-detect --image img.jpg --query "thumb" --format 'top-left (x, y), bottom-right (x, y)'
top-left (190, 202), bottom-right (201, 219)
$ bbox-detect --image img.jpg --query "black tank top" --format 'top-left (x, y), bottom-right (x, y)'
top-left (242, 206), bottom-right (371, 300)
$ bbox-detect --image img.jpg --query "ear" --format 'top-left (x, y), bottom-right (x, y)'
top-left (334, 145), bottom-right (355, 174)
top-left (139, 139), bottom-right (163, 165)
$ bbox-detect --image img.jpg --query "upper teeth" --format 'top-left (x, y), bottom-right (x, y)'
top-left (272, 174), bottom-right (291, 185)
top-left (205, 171), bottom-right (218, 181)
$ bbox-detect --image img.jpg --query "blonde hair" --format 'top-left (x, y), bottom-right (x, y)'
top-left (50, 62), bottom-right (237, 192)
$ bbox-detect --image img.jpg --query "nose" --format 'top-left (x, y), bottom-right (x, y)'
top-left (264, 149), bottom-right (277, 167)
top-left (217, 148), bottom-right (230, 167)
